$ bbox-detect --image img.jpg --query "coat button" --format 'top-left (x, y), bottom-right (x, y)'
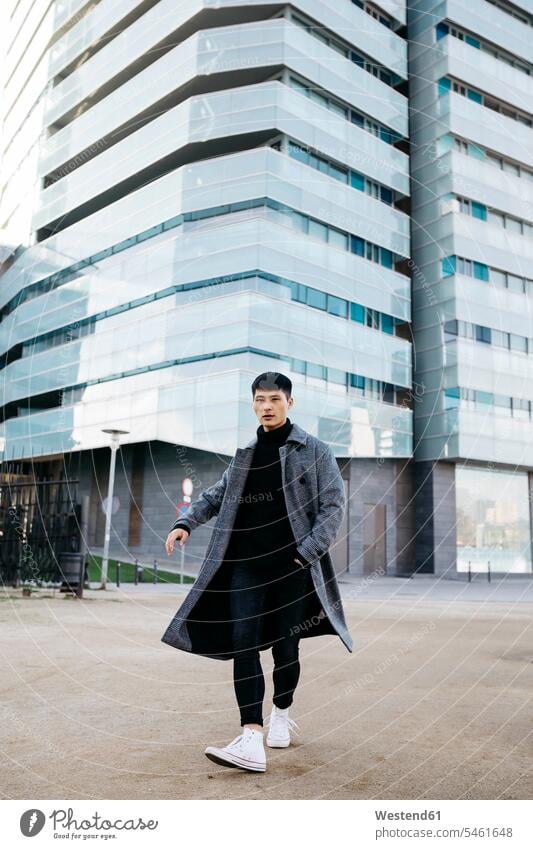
top-left (306, 509), bottom-right (313, 518)
top-left (299, 476), bottom-right (305, 484)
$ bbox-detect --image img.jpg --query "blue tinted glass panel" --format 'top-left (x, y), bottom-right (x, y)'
top-left (327, 295), bottom-right (348, 317)
top-left (438, 77), bottom-right (451, 96)
top-left (291, 358), bottom-right (306, 374)
top-left (330, 163), bottom-right (349, 182)
top-left (475, 325), bottom-right (491, 343)
top-left (469, 144), bottom-right (485, 160)
top-left (307, 288), bottom-right (327, 310)
top-left (350, 235), bottom-right (365, 256)
top-left (473, 262), bottom-right (489, 281)
top-left (350, 374), bottom-right (365, 390)
top-left (350, 171), bottom-right (365, 191)
top-left (444, 387), bottom-right (460, 408)
top-left (381, 314), bottom-right (394, 334)
top-left (327, 367), bottom-right (346, 384)
top-left (381, 248), bottom-right (393, 268)
top-left (289, 143), bottom-right (309, 164)
top-left (471, 201), bottom-right (487, 220)
top-left (307, 362), bottom-right (326, 379)
top-left (351, 303), bottom-right (365, 323)
top-left (442, 255), bottom-right (456, 277)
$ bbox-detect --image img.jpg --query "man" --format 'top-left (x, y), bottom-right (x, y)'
top-left (163, 371), bottom-right (352, 773)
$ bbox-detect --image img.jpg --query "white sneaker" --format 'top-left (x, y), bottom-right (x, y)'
top-left (204, 727), bottom-right (267, 772)
top-left (265, 705), bottom-right (301, 748)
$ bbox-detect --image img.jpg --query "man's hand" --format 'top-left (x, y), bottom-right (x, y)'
top-left (293, 557), bottom-right (308, 569)
top-left (166, 528), bottom-right (189, 556)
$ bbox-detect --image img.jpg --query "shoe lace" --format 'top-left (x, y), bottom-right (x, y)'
top-left (228, 733), bottom-right (245, 750)
top-left (265, 712), bottom-right (301, 737)
top-left (286, 717), bottom-right (301, 737)
top-left (228, 729), bottom-right (259, 751)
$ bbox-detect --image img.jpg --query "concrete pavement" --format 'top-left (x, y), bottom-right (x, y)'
top-left (0, 581), bottom-right (531, 800)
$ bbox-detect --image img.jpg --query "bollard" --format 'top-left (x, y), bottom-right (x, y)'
top-left (153, 559), bottom-right (158, 584)
top-left (487, 560), bottom-right (491, 583)
top-left (134, 558), bottom-right (139, 585)
top-left (468, 561), bottom-right (471, 583)
top-left (116, 561), bottom-right (121, 587)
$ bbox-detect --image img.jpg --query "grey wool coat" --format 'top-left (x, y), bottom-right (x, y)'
top-left (161, 421), bottom-right (353, 659)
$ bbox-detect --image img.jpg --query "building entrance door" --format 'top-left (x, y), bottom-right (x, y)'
top-left (363, 503), bottom-right (386, 575)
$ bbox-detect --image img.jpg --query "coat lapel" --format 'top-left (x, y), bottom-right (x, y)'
top-left (228, 446), bottom-right (255, 492)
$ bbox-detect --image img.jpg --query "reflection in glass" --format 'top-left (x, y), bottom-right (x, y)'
top-left (456, 466), bottom-right (532, 573)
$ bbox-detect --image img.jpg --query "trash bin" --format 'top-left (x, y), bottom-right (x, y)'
top-left (57, 552), bottom-right (85, 597)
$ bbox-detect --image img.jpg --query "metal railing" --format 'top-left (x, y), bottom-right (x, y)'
top-left (0, 473), bottom-right (82, 589)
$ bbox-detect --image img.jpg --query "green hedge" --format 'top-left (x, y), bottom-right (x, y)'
top-left (87, 555), bottom-right (194, 584)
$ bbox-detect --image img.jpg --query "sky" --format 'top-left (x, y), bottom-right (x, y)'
top-left (0, 1), bottom-right (9, 243)
top-left (0, 2), bottom-right (7, 206)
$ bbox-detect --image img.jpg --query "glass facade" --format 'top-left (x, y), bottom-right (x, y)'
top-left (0, 0), bottom-right (411, 463)
top-left (456, 467), bottom-right (532, 573)
top-left (411, 0), bottom-right (533, 473)
top-left (5, 0), bottom-right (533, 578)
top-left (409, 0), bottom-right (533, 576)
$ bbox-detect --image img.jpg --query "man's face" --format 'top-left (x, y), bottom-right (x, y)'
top-left (253, 388), bottom-right (293, 429)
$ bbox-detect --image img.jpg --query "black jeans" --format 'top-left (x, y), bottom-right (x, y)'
top-left (229, 561), bottom-right (312, 727)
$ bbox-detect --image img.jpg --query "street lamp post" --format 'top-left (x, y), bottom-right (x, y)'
top-left (100, 428), bottom-right (129, 589)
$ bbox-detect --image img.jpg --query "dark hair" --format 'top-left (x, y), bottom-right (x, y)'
top-left (251, 371), bottom-right (292, 401)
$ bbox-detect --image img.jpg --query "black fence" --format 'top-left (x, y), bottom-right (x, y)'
top-left (0, 474), bottom-right (82, 588)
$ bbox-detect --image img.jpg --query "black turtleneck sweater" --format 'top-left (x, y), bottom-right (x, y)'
top-left (221, 416), bottom-right (299, 568)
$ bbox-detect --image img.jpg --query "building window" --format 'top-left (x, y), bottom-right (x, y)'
top-left (308, 220), bottom-right (328, 242)
top-left (473, 262), bottom-right (489, 281)
top-left (475, 325), bottom-right (491, 344)
top-left (442, 256), bottom-right (456, 277)
top-left (466, 89), bottom-right (482, 104)
top-left (329, 228), bottom-right (349, 250)
top-left (438, 76), bottom-right (452, 96)
top-left (327, 294), bottom-right (348, 317)
top-left (351, 171), bottom-right (365, 191)
top-left (366, 308), bottom-right (380, 329)
top-left (351, 235), bottom-right (365, 256)
top-left (327, 367), bottom-right (347, 385)
top-left (381, 314), bottom-right (394, 335)
top-left (350, 373), bottom-right (365, 391)
top-left (509, 334), bottom-right (527, 353)
top-left (444, 387), bottom-right (460, 408)
top-left (507, 274), bottom-right (525, 293)
top-left (381, 249), bottom-right (393, 269)
top-left (456, 467), bottom-right (532, 574)
top-left (307, 288), bottom-right (327, 310)
top-left (490, 269), bottom-right (507, 288)
top-left (330, 162), bottom-right (349, 182)
top-left (307, 362), bottom-right (326, 379)
top-left (288, 142), bottom-right (309, 164)
top-left (351, 303), bottom-right (365, 323)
